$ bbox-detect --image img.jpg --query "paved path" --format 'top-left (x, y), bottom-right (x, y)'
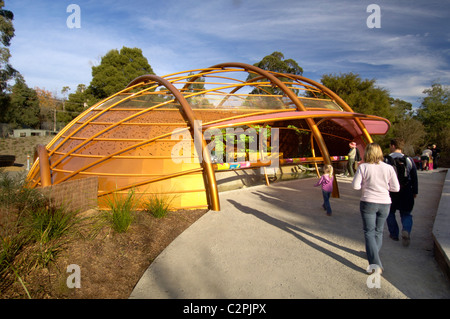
top-left (130, 169), bottom-right (450, 299)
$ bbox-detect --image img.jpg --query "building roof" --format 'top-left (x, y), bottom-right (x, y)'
top-left (27, 62), bottom-right (391, 211)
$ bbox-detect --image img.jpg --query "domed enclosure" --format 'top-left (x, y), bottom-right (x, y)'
top-left (27, 62), bottom-right (390, 211)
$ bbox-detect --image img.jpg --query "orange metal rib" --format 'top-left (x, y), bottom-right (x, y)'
top-left (126, 74), bottom-right (220, 211)
top-left (35, 144), bottom-right (51, 187)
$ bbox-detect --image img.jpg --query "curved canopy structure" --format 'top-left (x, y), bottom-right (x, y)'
top-left (27, 62), bottom-right (390, 211)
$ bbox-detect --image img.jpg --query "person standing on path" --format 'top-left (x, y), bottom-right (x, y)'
top-left (345, 142), bottom-right (361, 177)
top-left (431, 144), bottom-right (441, 169)
top-left (421, 146), bottom-right (433, 171)
top-left (352, 143), bottom-right (400, 274)
top-left (384, 138), bottom-right (418, 247)
top-left (314, 164), bottom-right (334, 216)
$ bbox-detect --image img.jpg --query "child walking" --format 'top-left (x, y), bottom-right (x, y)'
top-left (314, 164), bottom-right (334, 216)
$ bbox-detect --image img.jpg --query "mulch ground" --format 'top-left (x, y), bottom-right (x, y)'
top-left (0, 135), bottom-right (208, 299)
top-left (1, 207), bottom-right (207, 299)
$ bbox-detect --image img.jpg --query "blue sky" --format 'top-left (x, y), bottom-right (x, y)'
top-left (5, 0), bottom-right (450, 108)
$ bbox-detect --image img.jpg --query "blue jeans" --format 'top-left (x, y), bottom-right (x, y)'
top-left (386, 209), bottom-right (413, 238)
top-left (322, 190), bottom-right (332, 214)
top-left (360, 201), bottom-right (390, 269)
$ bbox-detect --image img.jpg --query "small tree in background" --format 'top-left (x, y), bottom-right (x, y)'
top-left (4, 76), bottom-right (40, 128)
top-left (416, 82), bottom-right (450, 164)
top-left (247, 51), bottom-right (303, 96)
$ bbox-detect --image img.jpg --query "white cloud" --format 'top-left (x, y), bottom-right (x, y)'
top-left (5, 0), bottom-right (450, 106)
top-left (378, 75), bottom-right (428, 102)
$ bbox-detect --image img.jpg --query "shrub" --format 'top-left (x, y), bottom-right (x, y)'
top-left (0, 233), bottom-right (29, 293)
top-left (0, 170), bottom-right (82, 296)
top-left (26, 205), bottom-right (81, 268)
top-left (100, 189), bottom-right (138, 233)
top-left (143, 193), bottom-right (173, 218)
top-left (0, 170), bottom-right (45, 214)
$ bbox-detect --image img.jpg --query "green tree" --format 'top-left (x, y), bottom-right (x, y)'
top-left (0, 1), bottom-right (17, 124)
top-left (389, 117), bottom-right (425, 156)
top-left (184, 72), bottom-right (209, 107)
top-left (377, 98), bottom-right (425, 154)
top-left (0, 0), bottom-right (16, 93)
top-left (251, 51), bottom-right (303, 76)
top-left (0, 90), bottom-right (9, 123)
top-left (5, 76), bottom-right (40, 128)
top-left (89, 46), bottom-right (154, 101)
top-left (316, 72), bottom-right (427, 152)
top-left (389, 98), bottom-right (413, 123)
top-left (59, 84), bottom-right (91, 123)
top-left (247, 51), bottom-right (303, 95)
top-left (185, 72), bottom-right (206, 93)
top-left (34, 87), bottom-right (62, 131)
top-left (319, 72), bottom-right (395, 122)
top-left (416, 82), bottom-right (450, 152)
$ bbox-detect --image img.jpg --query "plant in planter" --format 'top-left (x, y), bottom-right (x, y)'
top-left (208, 125), bottom-right (273, 163)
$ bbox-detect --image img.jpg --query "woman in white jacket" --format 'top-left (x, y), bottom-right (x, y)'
top-left (352, 143), bottom-right (400, 274)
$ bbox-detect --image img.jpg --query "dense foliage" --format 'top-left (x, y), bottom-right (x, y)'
top-left (89, 46), bottom-right (154, 101)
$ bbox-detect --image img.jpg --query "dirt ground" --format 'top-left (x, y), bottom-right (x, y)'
top-left (1, 136), bottom-right (209, 299)
top-left (0, 136), bottom-right (54, 167)
top-left (2, 206), bottom-right (207, 299)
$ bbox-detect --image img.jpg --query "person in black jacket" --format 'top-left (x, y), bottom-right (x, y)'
top-left (431, 144), bottom-right (441, 169)
top-left (384, 138), bottom-right (418, 247)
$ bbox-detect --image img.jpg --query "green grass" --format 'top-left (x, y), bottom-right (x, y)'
top-left (0, 170), bottom-right (81, 296)
top-left (0, 233), bottom-right (29, 294)
top-left (26, 205), bottom-right (81, 268)
top-left (100, 189), bottom-right (139, 233)
top-left (143, 193), bottom-right (174, 218)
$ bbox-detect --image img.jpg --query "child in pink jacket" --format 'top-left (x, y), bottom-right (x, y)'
top-left (314, 164), bottom-right (334, 216)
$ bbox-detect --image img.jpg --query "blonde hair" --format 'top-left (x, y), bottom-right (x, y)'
top-left (363, 143), bottom-right (384, 164)
top-left (323, 164), bottom-right (333, 175)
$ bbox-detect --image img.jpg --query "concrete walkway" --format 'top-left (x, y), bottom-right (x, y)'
top-left (130, 168), bottom-right (450, 299)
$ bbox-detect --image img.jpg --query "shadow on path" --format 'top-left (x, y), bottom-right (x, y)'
top-left (227, 198), bottom-right (366, 274)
